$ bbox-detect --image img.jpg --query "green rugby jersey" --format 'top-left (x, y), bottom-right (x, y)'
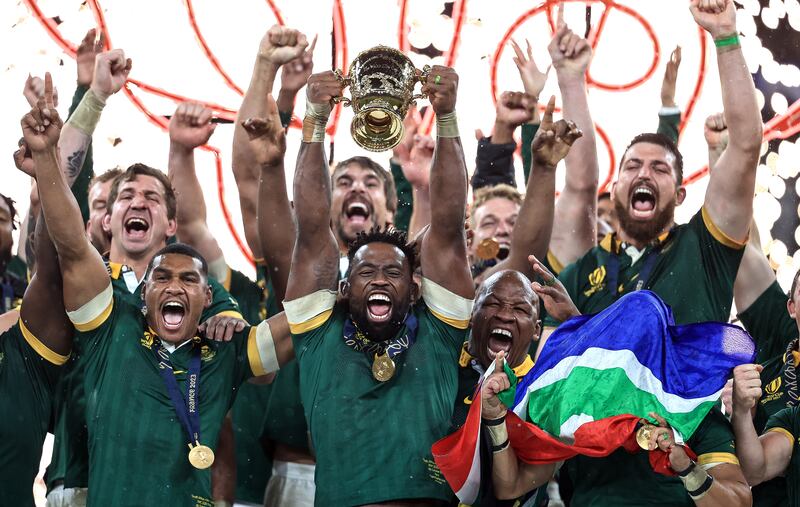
top-left (222, 263), bottom-right (274, 504)
top-left (284, 279), bottom-right (473, 506)
top-left (65, 285), bottom-right (278, 506)
top-left (0, 322), bottom-right (67, 507)
top-left (548, 208), bottom-right (745, 327)
top-left (765, 405), bottom-right (800, 507)
top-left (564, 407), bottom-right (739, 506)
top-left (740, 280), bottom-right (798, 507)
top-left (47, 263), bottom-right (244, 491)
top-left (1, 255), bottom-right (27, 313)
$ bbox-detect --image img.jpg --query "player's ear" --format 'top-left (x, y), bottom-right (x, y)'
top-left (340, 279), bottom-right (351, 298)
top-left (204, 281), bottom-right (212, 309)
top-left (676, 185), bottom-right (686, 205)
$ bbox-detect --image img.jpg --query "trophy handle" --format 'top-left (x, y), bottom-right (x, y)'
top-left (332, 69), bottom-right (352, 107)
top-left (411, 65), bottom-right (432, 101)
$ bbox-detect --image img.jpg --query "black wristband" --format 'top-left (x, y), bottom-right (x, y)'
top-left (482, 415), bottom-right (506, 427)
top-left (491, 439), bottom-right (510, 453)
top-left (676, 461), bottom-right (696, 477)
top-left (688, 474), bottom-right (714, 499)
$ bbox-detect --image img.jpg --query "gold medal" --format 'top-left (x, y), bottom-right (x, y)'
top-left (372, 351), bottom-right (395, 382)
top-left (476, 238), bottom-right (501, 260)
top-left (635, 424), bottom-right (654, 450)
top-left (188, 442), bottom-right (215, 469)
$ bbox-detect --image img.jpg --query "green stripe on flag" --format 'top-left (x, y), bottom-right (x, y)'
top-left (498, 361), bottom-right (518, 409)
top-left (525, 366), bottom-right (716, 440)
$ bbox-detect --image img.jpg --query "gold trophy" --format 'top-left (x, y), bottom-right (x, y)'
top-left (333, 46), bottom-right (429, 152)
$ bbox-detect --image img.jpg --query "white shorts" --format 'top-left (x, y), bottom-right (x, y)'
top-left (45, 485), bottom-right (88, 507)
top-left (263, 460), bottom-right (315, 507)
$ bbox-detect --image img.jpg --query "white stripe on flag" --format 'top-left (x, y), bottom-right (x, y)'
top-left (514, 347), bottom-right (722, 415)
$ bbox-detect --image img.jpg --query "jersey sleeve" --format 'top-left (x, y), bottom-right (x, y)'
top-left (765, 405), bottom-right (799, 446)
top-left (284, 290), bottom-right (336, 330)
top-left (687, 407), bottom-right (740, 469)
top-left (243, 320), bottom-right (281, 378)
top-left (204, 277), bottom-right (244, 322)
top-left (66, 282), bottom-right (114, 333)
top-left (420, 277), bottom-right (473, 351)
top-left (738, 280), bottom-right (798, 363)
top-left (8, 323), bottom-right (64, 389)
top-left (18, 317), bottom-right (70, 367)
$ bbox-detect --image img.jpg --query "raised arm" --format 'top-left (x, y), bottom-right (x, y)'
top-left (22, 74), bottom-right (109, 312)
top-left (231, 25), bottom-right (308, 260)
top-left (731, 364), bottom-right (793, 486)
top-left (657, 46), bottom-right (682, 143)
top-left (547, 6), bottom-right (599, 266)
top-left (482, 354), bottom-right (556, 499)
top-left (419, 66), bottom-right (473, 298)
top-left (18, 209), bottom-right (72, 357)
top-left (704, 113), bottom-right (729, 172)
top-left (695, 0), bottom-right (763, 242)
top-left (242, 94), bottom-right (293, 303)
top-left (732, 221), bottom-right (771, 314)
top-left (284, 72), bottom-right (343, 300)
top-left (167, 102), bottom-right (224, 270)
top-left (486, 96), bottom-right (582, 280)
top-left (59, 48), bottom-right (130, 185)
top-left (404, 135), bottom-right (434, 238)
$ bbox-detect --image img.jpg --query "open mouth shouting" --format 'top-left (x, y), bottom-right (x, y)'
top-left (343, 198), bottom-right (372, 229)
top-left (629, 184), bottom-right (658, 220)
top-left (124, 215), bottom-right (151, 241)
top-left (160, 300), bottom-right (186, 332)
top-left (366, 291), bottom-right (393, 324)
top-left (487, 327), bottom-right (513, 358)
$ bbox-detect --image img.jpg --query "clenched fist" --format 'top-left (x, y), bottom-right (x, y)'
top-left (259, 25), bottom-right (309, 66)
top-left (91, 49), bottom-right (132, 101)
top-left (732, 363), bottom-right (763, 416)
top-left (422, 65), bottom-right (458, 116)
top-left (306, 71), bottom-right (344, 106)
top-left (481, 352), bottom-right (511, 420)
top-left (169, 102), bottom-right (216, 150)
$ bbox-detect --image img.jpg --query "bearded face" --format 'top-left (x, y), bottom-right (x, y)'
top-left (611, 142), bottom-right (685, 245)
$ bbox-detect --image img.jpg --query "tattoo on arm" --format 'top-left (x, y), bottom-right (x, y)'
top-left (66, 150), bottom-right (87, 182)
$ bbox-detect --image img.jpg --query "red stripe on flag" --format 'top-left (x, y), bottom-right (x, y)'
top-left (431, 387), bottom-right (483, 504)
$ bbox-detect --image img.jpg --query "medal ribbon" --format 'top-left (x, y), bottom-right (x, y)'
top-left (343, 313), bottom-right (419, 361)
top-left (150, 337), bottom-right (203, 447)
top-left (605, 233), bottom-right (670, 300)
top-left (782, 339), bottom-right (799, 405)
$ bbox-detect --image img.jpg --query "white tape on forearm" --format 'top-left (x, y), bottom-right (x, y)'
top-left (436, 111), bottom-right (460, 138)
top-left (65, 89), bottom-right (107, 136)
top-left (485, 421), bottom-right (508, 446)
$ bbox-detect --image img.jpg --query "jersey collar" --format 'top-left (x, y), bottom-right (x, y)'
top-left (459, 342), bottom-right (535, 377)
top-left (599, 229), bottom-right (673, 254)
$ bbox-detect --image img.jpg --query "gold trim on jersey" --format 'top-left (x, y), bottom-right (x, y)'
top-left (701, 207), bottom-right (747, 250)
top-left (19, 318), bottom-right (69, 365)
top-left (68, 283), bottom-right (114, 332)
top-left (422, 278), bottom-right (473, 330)
top-left (247, 320), bottom-right (280, 376)
top-left (458, 343), bottom-right (534, 376)
top-left (696, 452), bottom-right (739, 467)
top-left (214, 310), bottom-right (244, 320)
top-left (107, 261), bottom-right (123, 280)
top-left (546, 250), bottom-right (564, 276)
top-left (284, 290), bottom-right (337, 334)
top-left (766, 427), bottom-right (795, 446)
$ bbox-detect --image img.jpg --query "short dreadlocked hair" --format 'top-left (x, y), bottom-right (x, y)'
top-left (345, 226), bottom-right (417, 278)
top-left (0, 193), bottom-right (18, 231)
